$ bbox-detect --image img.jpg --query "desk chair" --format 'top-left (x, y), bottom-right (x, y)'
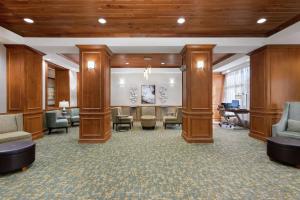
top-left (218, 105), bottom-right (236, 128)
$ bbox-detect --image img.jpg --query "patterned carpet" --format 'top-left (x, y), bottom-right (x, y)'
top-left (0, 123), bottom-right (300, 200)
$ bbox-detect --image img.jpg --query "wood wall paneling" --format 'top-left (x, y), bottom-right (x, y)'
top-left (55, 69), bottom-right (70, 106)
top-left (249, 45), bottom-right (300, 141)
top-left (0, 1), bottom-right (299, 37)
top-left (212, 73), bottom-right (225, 121)
top-left (77, 72), bottom-right (81, 107)
top-left (78, 45), bottom-right (112, 143)
top-left (5, 45), bottom-right (44, 140)
top-left (45, 61), bottom-right (70, 110)
top-left (181, 45), bottom-right (214, 143)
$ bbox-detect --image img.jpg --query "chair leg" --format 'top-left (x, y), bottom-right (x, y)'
top-left (129, 123), bottom-right (132, 129)
top-left (48, 128), bottom-right (52, 135)
top-left (66, 127), bottom-right (68, 133)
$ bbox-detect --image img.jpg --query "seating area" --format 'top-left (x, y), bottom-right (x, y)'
top-left (1, 1), bottom-right (300, 199)
top-left (0, 114), bottom-right (32, 144)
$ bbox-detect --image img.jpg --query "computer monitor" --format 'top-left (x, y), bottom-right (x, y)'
top-left (231, 100), bottom-right (240, 108)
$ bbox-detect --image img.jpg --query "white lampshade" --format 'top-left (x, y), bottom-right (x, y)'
top-left (59, 101), bottom-right (69, 108)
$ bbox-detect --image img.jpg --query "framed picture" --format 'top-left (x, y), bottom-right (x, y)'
top-left (141, 85), bottom-right (155, 104)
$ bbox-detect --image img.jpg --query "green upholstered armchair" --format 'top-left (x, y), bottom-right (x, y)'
top-left (46, 111), bottom-right (69, 134)
top-left (163, 107), bottom-right (182, 129)
top-left (272, 102), bottom-right (300, 139)
top-left (70, 108), bottom-right (80, 126)
top-left (111, 107), bottom-right (133, 131)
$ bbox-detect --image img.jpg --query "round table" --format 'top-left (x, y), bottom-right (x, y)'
top-left (267, 136), bottom-right (300, 168)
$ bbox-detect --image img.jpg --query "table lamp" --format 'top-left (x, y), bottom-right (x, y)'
top-left (59, 100), bottom-right (69, 115)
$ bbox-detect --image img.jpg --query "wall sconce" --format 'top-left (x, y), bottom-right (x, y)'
top-left (169, 78), bottom-right (175, 86)
top-left (119, 78), bottom-right (125, 87)
top-left (196, 60), bottom-right (204, 70)
top-left (87, 61), bottom-right (95, 70)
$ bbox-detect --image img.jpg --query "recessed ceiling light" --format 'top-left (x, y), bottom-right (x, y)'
top-left (23, 18), bottom-right (34, 24)
top-left (98, 18), bottom-right (107, 24)
top-left (125, 62), bottom-right (129, 65)
top-left (257, 18), bottom-right (267, 24)
top-left (46, 58), bottom-right (51, 61)
top-left (161, 62), bottom-right (165, 65)
top-left (177, 17), bottom-right (185, 24)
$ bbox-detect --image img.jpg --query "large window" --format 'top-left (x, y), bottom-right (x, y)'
top-left (223, 65), bottom-right (250, 109)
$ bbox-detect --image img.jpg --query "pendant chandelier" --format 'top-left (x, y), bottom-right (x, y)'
top-left (143, 65), bottom-right (152, 80)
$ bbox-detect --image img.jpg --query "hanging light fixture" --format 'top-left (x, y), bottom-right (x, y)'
top-left (143, 57), bottom-right (152, 80)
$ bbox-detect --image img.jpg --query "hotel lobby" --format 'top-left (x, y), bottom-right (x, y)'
top-left (0, 1), bottom-right (300, 199)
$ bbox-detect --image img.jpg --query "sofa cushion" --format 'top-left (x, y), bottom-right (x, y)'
top-left (0, 115), bottom-right (18, 134)
top-left (278, 131), bottom-right (300, 140)
top-left (71, 116), bottom-right (80, 122)
top-left (163, 116), bottom-right (177, 123)
top-left (0, 131), bottom-right (32, 144)
top-left (287, 119), bottom-right (300, 132)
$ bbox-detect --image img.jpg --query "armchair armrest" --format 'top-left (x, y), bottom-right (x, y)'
top-left (272, 103), bottom-right (289, 137)
top-left (272, 123), bottom-right (286, 137)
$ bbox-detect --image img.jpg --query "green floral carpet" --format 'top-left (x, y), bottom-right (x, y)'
top-left (0, 123), bottom-right (299, 200)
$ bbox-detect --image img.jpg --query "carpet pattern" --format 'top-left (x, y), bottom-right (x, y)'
top-left (0, 123), bottom-right (300, 200)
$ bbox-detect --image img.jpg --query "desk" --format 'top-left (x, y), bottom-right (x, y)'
top-left (225, 108), bottom-right (249, 128)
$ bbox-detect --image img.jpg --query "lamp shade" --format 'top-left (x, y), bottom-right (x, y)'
top-left (59, 101), bottom-right (69, 108)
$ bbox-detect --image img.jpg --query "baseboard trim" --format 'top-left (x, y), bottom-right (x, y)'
top-left (78, 133), bottom-right (111, 144)
top-left (32, 131), bottom-right (44, 140)
top-left (249, 132), bottom-right (267, 142)
top-left (182, 133), bottom-right (214, 143)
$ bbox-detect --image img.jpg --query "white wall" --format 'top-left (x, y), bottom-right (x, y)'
top-left (69, 70), bottom-right (77, 107)
top-left (42, 61), bottom-right (46, 110)
top-left (111, 72), bottom-right (182, 106)
top-left (0, 44), bottom-right (7, 113)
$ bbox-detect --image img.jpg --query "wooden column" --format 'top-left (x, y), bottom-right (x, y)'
top-left (5, 45), bottom-right (44, 139)
top-left (181, 45), bottom-right (214, 143)
top-left (77, 45), bottom-right (112, 143)
top-left (249, 45), bottom-right (300, 141)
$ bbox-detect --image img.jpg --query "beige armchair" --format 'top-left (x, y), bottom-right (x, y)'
top-left (163, 107), bottom-right (182, 129)
top-left (111, 107), bottom-right (133, 131)
top-left (141, 107), bottom-right (156, 129)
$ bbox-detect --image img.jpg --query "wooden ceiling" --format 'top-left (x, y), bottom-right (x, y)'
top-left (0, 0), bottom-right (299, 37)
top-left (111, 54), bottom-right (182, 68)
top-left (61, 53), bottom-right (233, 67)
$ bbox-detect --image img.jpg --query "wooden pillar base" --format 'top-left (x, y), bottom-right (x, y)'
top-left (79, 112), bottom-right (111, 144)
top-left (78, 133), bottom-right (111, 144)
top-left (182, 111), bottom-right (213, 143)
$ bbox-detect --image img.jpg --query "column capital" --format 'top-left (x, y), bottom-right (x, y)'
top-left (76, 45), bottom-right (113, 56)
top-left (181, 44), bottom-right (215, 54)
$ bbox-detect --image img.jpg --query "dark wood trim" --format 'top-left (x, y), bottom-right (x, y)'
top-left (212, 53), bottom-right (235, 65)
top-left (58, 53), bottom-right (79, 64)
top-left (267, 14), bottom-right (300, 37)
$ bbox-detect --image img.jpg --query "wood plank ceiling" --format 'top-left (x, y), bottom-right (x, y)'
top-left (61, 53), bottom-right (234, 67)
top-left (0, 0), bottom-right (299, 37)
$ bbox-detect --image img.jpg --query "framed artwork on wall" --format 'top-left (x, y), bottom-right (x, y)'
top-left (141, 85), bottom-right (155, 104)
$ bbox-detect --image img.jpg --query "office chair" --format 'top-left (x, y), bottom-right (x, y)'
top-left (217, 105), bottom-right (236, 128)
